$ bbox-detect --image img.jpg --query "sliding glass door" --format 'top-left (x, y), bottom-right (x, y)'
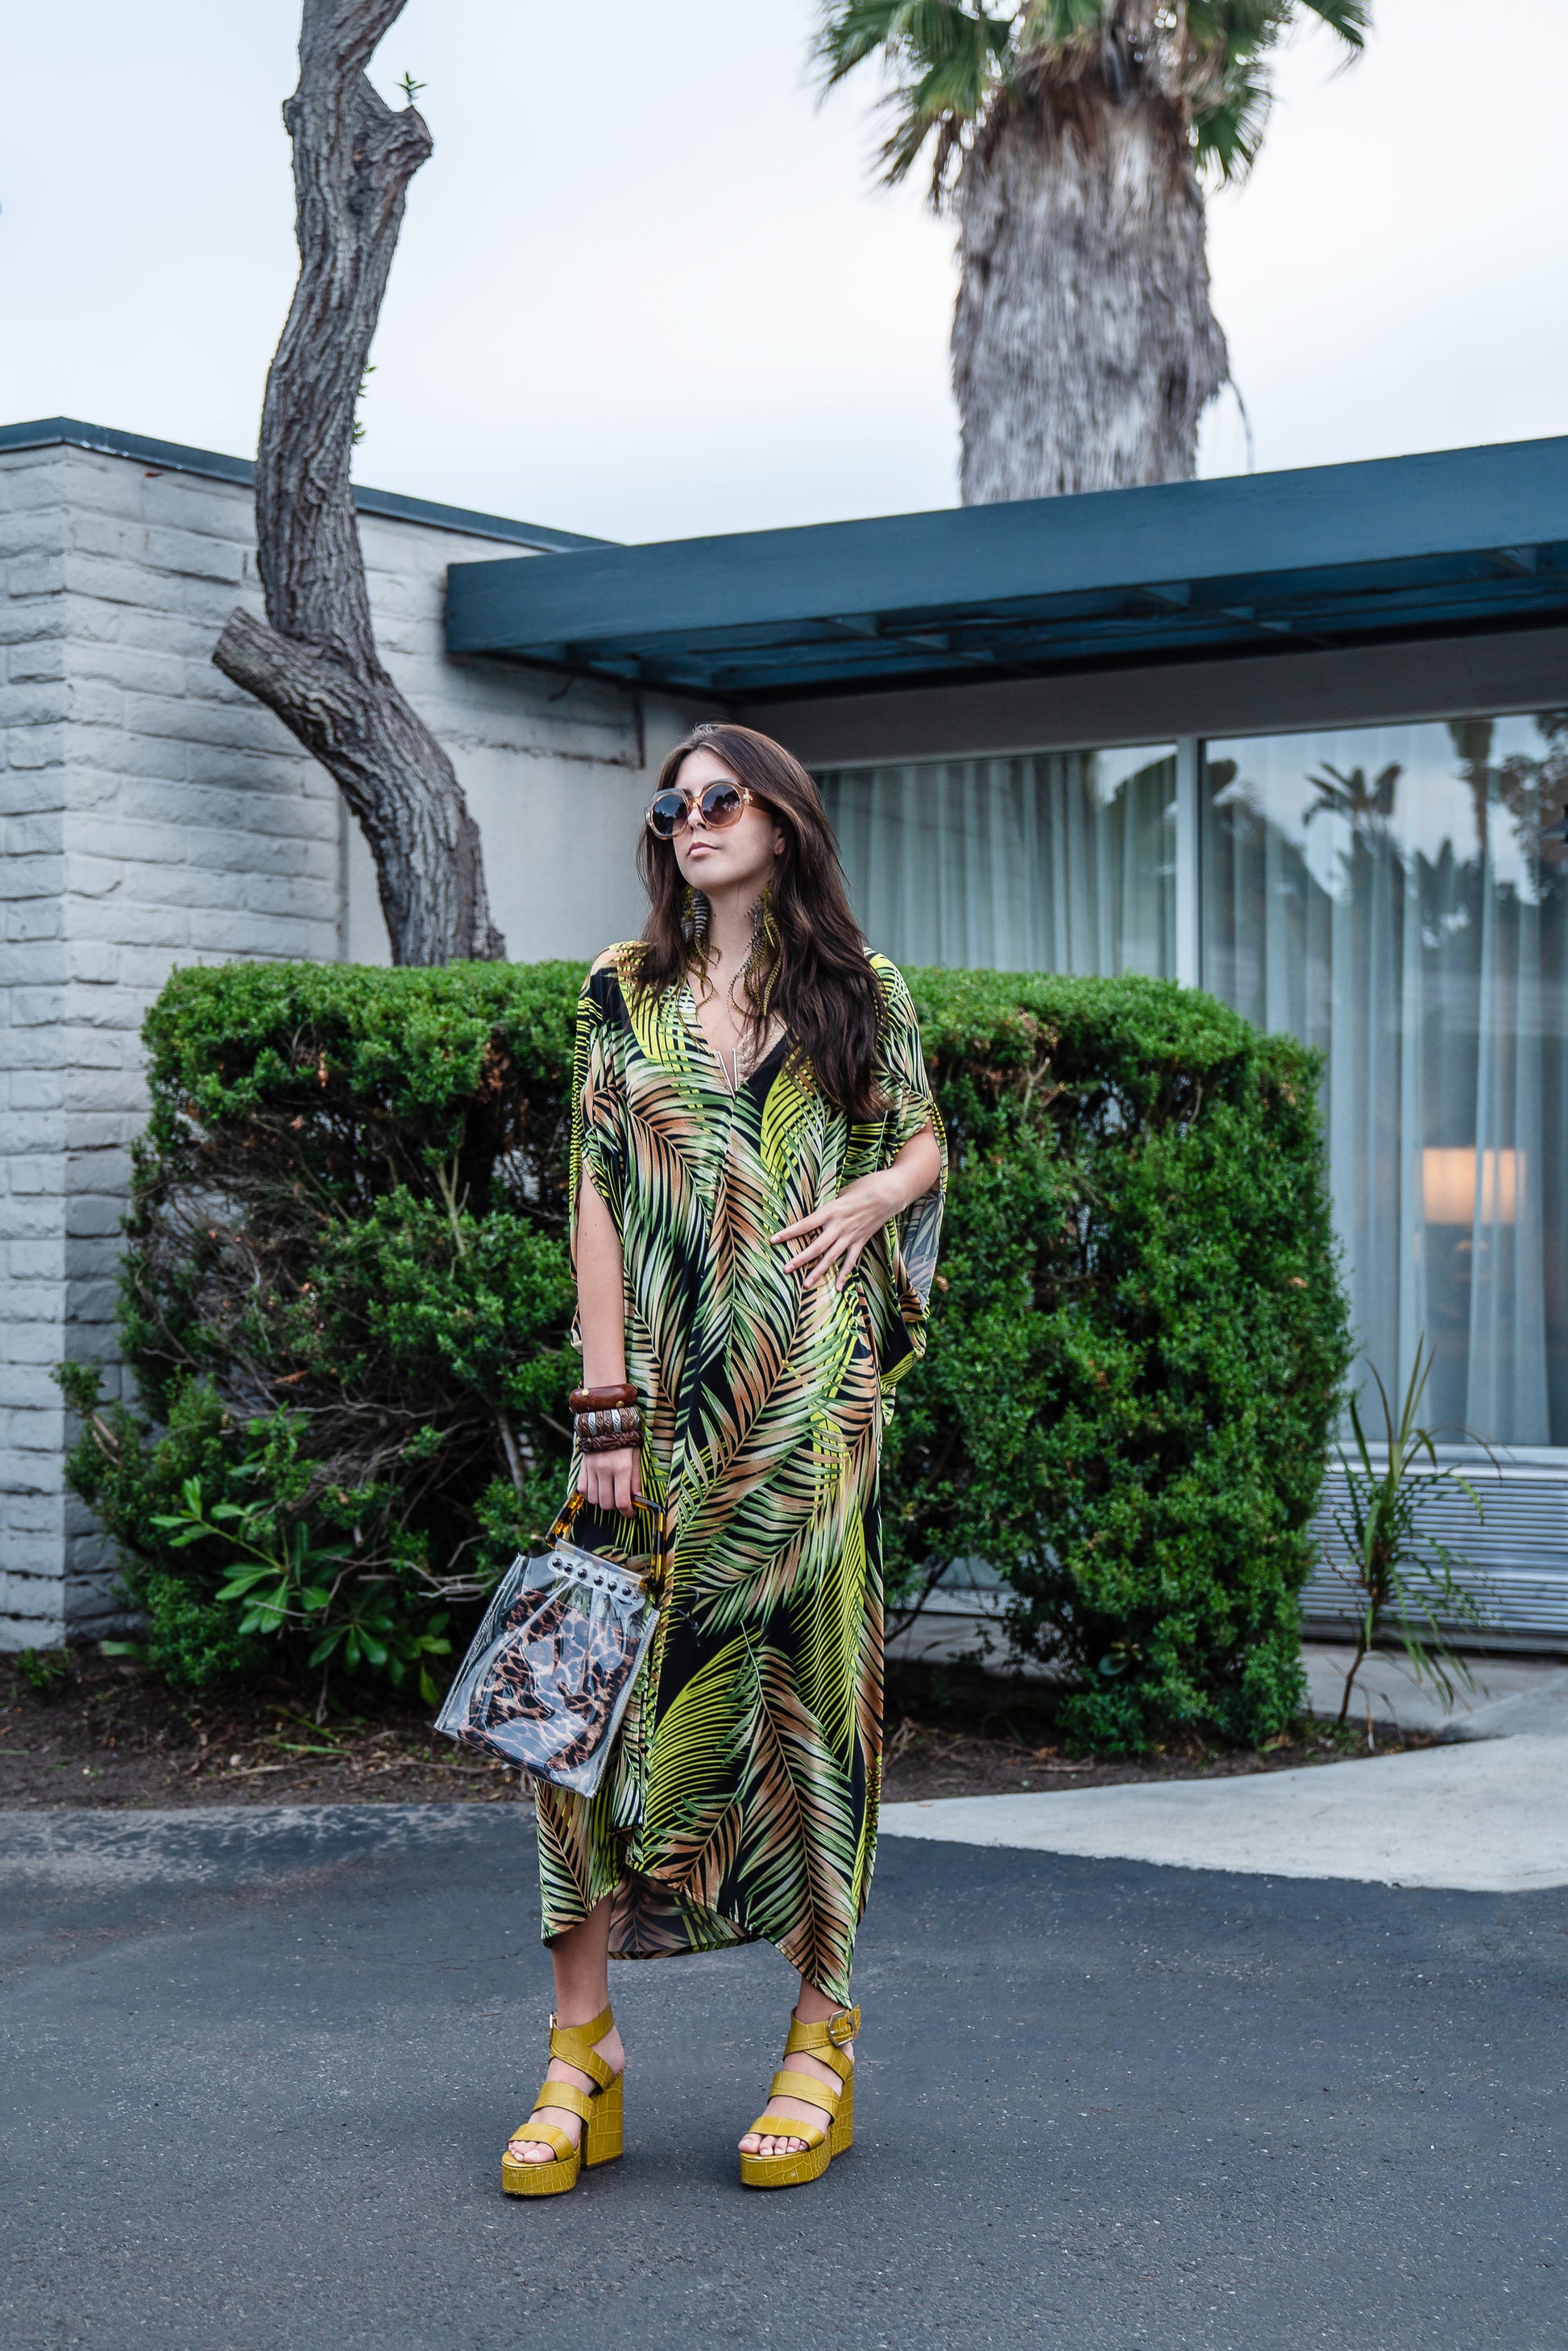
top-left (818, 715), bottom-right (1568, 1453)
top-left (1201, 715), bottom-right (1568, 1449)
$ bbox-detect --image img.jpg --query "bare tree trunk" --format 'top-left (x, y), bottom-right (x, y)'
top-left (952, 65), bottom-right (1229, 504)
top-left (214, 0), bottom-right (504, 964)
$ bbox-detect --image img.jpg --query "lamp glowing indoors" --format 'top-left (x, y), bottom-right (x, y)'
top-left (1421, 1147), bottom-right (1520, 1226)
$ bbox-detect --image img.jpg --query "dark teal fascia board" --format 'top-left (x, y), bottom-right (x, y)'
top-left (443, 436), bottom-right (1568, 696)
top-left (0, 417), bottom-right (611, 554)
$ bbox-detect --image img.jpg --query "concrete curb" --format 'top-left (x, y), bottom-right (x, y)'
top-left (880, 1731), bottom-right (1568, 1892)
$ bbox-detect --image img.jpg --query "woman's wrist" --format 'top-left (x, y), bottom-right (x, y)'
top-left (570, 1374), bottom-right (642, 1453)
top-left (861, 1163), bottom-right (917, 1219)
top-left (877, 1126), bottom-right (941, 1217)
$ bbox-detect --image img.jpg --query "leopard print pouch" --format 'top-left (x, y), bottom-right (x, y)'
top-left (434, 1496), bottom-right (659, 1797)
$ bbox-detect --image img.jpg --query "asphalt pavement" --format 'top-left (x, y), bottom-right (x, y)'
top-left (2, 1802), bottom-right (1562, 2350)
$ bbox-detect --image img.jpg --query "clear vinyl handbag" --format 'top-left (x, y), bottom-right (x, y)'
top-left (434, 1492), bottom-right (660, 1797)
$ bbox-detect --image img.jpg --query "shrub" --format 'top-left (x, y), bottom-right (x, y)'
top-left (884, 970), bottom-right (1351, 1751)
top-left (64, 960), bottom-right (1347, 1744)
top-left (61, 960), bottom-right (582, 1698)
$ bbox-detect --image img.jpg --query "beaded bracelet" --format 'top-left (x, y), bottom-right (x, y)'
top-left (578, 1404), bottom-right (640, 1441)
top-left (579, 1415), bottom-right (643, 1454)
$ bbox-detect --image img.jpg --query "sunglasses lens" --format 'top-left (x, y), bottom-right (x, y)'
top-left (700, 783), bottom-right (745, 827)
top-left (647, 791), bottom-right (687, 837)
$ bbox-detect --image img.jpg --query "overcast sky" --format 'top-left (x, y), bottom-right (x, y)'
top-left (3, 0), bottom-right (1563, 544)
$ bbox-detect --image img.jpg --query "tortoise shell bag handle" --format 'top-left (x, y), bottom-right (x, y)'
top-left (545, 1487), bottom-right (666, 1601)
top-left (545, 1489), bottom-right (587, 1546)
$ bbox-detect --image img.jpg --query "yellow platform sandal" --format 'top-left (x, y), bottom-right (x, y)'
top-left (501, 2004), bottom-right (624, 2199)
top-left (739, 2004), bottom-right (858, 2190)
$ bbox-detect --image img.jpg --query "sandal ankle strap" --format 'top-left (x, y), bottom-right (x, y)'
top-left (784, 2005), bottom-right (858, 2080)
top-left (787, 2003), bottom-right (857, 2046)
top-left (548, 2003), bottom-right (616, 2088)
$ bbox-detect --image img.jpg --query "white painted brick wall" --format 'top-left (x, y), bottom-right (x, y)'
top-left (0, 437), bottom-right (703, 1647)
top-left (2, 446), bottom-right (75, 1646)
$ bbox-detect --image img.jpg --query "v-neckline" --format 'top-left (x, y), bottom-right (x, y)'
top-left (681, 985), bottom-right (786, 1099)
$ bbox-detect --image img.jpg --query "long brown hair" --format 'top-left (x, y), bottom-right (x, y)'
top-left (631, 723), bottom-right (884, 1122)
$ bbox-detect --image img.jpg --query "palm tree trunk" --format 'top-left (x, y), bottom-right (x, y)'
top-left (952, 68), bottom-right (1229, 504)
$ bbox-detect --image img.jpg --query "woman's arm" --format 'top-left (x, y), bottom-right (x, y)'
top-left (575, 1170), bottom-right (641, 1516)
top-left (771, 1122), bottom-right (943, 1292)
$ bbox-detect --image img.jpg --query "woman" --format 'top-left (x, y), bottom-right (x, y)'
top-left (503, 722), bottom-right (945, 2196)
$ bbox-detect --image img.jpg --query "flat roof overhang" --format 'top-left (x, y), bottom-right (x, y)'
top-left (444, 437), bottom-right (1568, 702)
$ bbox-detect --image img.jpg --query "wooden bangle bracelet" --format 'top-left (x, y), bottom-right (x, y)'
top-left (570, 1383), bottom-right (638, 1414)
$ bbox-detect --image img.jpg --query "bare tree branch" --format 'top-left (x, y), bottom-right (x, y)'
top-left (214, 0), bottom-right (504, 965)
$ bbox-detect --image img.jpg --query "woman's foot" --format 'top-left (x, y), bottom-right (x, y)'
top-left (508, 2017), bottom-right (624, 2166)
top-left (737, 2018), bottom-right (853, 2158)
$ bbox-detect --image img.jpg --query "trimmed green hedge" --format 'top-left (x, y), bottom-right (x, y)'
top-left (62, 960), bottom-right (1348, 1747)
top-left (60, 962), bottom-right (583, 1696)
top-left (882, 970), bottom-right (1350, 1748)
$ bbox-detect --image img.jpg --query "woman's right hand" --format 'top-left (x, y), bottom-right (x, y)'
top-left (578, 1444), bottom-right (642, 1518)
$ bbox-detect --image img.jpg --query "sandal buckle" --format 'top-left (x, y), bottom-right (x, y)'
top-left (827, 2009), bottom-right (855, 2046)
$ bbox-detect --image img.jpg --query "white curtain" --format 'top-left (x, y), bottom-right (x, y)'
top-left (1201, 718), bottom-right (1566, 1449)
top-left (820, 747), bottom-right (1177, 978)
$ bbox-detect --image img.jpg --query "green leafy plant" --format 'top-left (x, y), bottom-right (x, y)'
top-left (61, 958), bottom-right (1347, 1751)
top-left (12, 1647), bottom-right (73, 1696)
top-left (58, 961), bottom-right (582, 1699)
top-left (1327, 1341), bottom-right (1492, 1726)
top-left (143, 1467), bottom-right (451, 1703)
top-left (151, 1470), bottom-right (351, 1632)
top-left (885, 968), bottom-right (1352, 1753)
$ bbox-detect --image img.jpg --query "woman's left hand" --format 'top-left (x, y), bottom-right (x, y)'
top-left (771, 1171), bottom-right (902, 1292)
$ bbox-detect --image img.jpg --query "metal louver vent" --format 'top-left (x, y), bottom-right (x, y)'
top-left (1305, 1453), bottom-right (1568, 1644)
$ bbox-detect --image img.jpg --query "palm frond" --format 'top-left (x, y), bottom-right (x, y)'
top-left (815, 0), bottom-right (923, 85)
top-left (1298, 0), bottom-right (1371, 52)
top-left (816, 0), bottom-right (1017, 192)
top-left (1016, 0), bottom-right (1108, 48)
top-left (819, 0), bottom-right (1371, 196)
top-left (1191, 63), bottom-right (1273, 180)
top-left (1185, 0), bottom-right (1371, 183)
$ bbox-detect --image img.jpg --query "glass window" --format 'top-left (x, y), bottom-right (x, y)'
top-left (819, 746), bottom-right (1177, 977)
top-left (1201, 716), bottom-right (1568, 1448)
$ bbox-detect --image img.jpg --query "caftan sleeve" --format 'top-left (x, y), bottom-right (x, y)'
top-left (568, 959), bottom-right (630, 1325)
top-left (863, 956), bottom-right (947, 1388)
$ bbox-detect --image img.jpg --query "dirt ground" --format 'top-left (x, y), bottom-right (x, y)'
top-left (0, 1650), bottom-right (1437, 1811)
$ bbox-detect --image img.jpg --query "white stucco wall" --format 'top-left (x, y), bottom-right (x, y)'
top-left (0, 435), bottom-right (693, 1646)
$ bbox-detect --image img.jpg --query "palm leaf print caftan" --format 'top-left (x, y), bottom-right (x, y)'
top-left (535, 950), bottom-right (945, 2005)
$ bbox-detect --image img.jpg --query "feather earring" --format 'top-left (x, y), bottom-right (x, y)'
top-left (745, 883), bottom-right (781, 1018)
top-left (681, 884), bottom-right (711, 967)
